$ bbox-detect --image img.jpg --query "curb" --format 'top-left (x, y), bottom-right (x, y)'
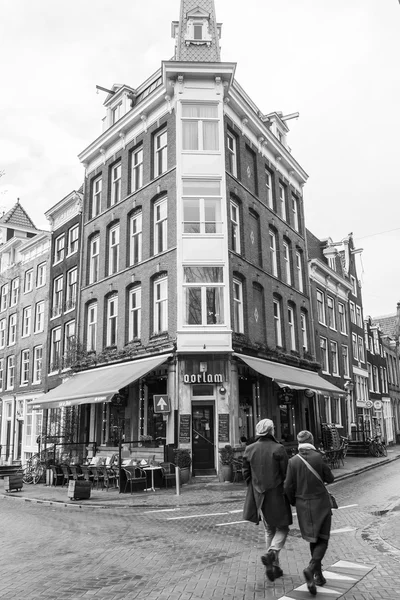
top-left (333, 454), bottom-right (400, 482)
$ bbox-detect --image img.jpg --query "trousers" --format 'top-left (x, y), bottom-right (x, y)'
top-left (262, 516), bottom-right (289, 566)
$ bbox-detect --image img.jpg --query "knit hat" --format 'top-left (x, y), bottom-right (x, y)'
top-left (255, 418), bottom-right (274, 437)
top-left (297, 430), bottom-right (314, 444)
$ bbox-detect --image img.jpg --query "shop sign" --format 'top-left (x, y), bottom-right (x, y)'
top-left (356, 400), bottom-right (366, 407)
top-left (373, 400), bottom-right (382, 410)
top-left (278, 387), bottom-right (294, 404)
top-left (183, 372), bottom-right (223, 384)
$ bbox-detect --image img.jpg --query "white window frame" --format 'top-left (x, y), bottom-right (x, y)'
top-left (34, 301), bottom-right (45, 333)
top-left (349, 302), bottom-right (356, 324)
top-left (129, 212), bottom-right (142, 266)
top-left (63, 320), bottom-right (76, 366)
top-left (8, 314), bottom-right (17, 346)
top-left (54, 234), bottom-right (65, 264)
top-left (183, 267), bottom-right (224, 326)
top-left (316, 290), bottom-right (326, 325)
top-left (6, 355), bottom-right (15, 390)
top-left (1, 284), bottom-right (9, 311)
top-left (227, 131), bottom-right (237, 177)
top-left (108, 225), bottom-right (120, 276)
top-left (327, 296), bottom-right (336, 330)
top-left (0, 358), bottom-right (3, 391)
top-left (269, 230), bottom-right (278, 277)
top-left (154, 128), bottom-right (167, 177)
top-left (22, 306), bottom-right (32, 337)
top-left (265, 169), bottom-right (273, 208)
top-left (67, 225), bottom-right (79, 256)
top-left (283, 241), bottom-right (291, 285)
top-left (279, 183), bottom-right (287, 221)
top-left (342, 345), bottom-right (349, 378)
top-left (36, 262), bottom-right (46, 288)
top-left (131, 146), bottom-right (143, 192)
top-left (91, 176), bottom-right (102, 218)
top-left (0, 318), bottom-right (5, 348)
top-left (338, 302), bottom-right (347, 334)
top-left (20, 349), bottom-right (30, 386)
top-left (288, 305), bottom-right (296, 351)
top-left (291, 195), bottom-right (299, 231)
top-left (86, 302), bottom-right (98, 352)
top-left (89, 236), bottom-right (100, 284)
top-left (24, 269), bottom-right (33, 293)
top-left (320, 337), bottom-right (329, 373)
top-left (296, 251), bottom-right (304, 293)
top-left (65, 268), bottom-right (77, 312)
top-left (153, 277), bottom-right (168, 334)
top-left (230, 200), bottom-right (241, 254)
top-left (106, 295), bottom-right (118, 347)
top-left (52, 275), bottom-right (63, 318)
top-left (350, 275), bottom-right (357, 297)
top-left (233, 279), bottom-right (244, 334)
top-left (373, 365), bottom-right (379, 392)
top-left (33, 346), bottom-right (43, 384)
top-left (182, 103), bottom-right (219, 152)
top-left (300, 311), bottom-right (308, 351)
top-left (273, 299), bottom-right (282, 347)
top-left (111, 102), bottom-right (121, 125)
top-left (50, 327), bottom-right (62, 372)
top-left (128, 287), bottom-right (141, 341)
top-left (183, 180), bottom-right (222, 235)
top-left (10, 278), bottom-right (19, 306)
top-left (154, 197), bottom-right (167, 255)
top-left (356, 305), bottom-right (363, 328)
top-left (110, 162), bottom-right (122, 206)
top-left (331, 341), bottom-right (339, 375)
top-left (352, 332), bottom-right (358, 360)
top-left (358, 336), bottom-right (365, 363)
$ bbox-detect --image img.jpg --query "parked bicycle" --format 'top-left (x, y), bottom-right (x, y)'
top-left (18, 453), bottom-right (45, 484)
top-left (367, 435), bottom-right (387, 458)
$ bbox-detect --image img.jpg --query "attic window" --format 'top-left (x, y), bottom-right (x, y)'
top-left (185, 17), bottom-right (212, 46)
top-left (193, 23), bottom-right (203, 40)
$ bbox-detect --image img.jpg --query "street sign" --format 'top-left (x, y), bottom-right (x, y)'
top-left (153, 394), bottom-right (170, 414)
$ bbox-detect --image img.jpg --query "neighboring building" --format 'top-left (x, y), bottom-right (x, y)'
top-left (307, 231), bottom-right (353, 438)
top-left (0, 201), bottom-right (51, 464)
top-left (31, 0), bottom-right (344, 474)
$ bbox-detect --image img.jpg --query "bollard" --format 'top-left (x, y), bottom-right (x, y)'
top-left (175, 466), bottom-right (180, 496)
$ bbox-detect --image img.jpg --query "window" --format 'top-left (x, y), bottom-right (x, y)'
top-left (356, 306), bottom-right (362, 328)
top-left (316, 290), bottom-right (326, 324)
top-left (342, 345), bottom-right (349, 378)
top-left (288, 305), bottom-right (296, 351)
top-left (131, 147), bottom-right (143, 192)
top-left (65, 268), bottom-right (77, 311)
top-left (320, 337), bottom-right (329, 372)
top-left (63, 320), bottom-right (76, 367)
top-left (0, 318), bottom-right (5, 348)
top-left (300, 311), bottom-right (308, 351)
top-left (183, 179), bottom-right (221, 234)
top-left (6, 355), bottom-right (15, 389)
top-left (154, 128), bottom-right (167, 177)
top-left (328, 256), bottom-right (336, 271)
top-left (273, 299), bottom-right (283, 347)
top-left (265, 169), bottom-right (273, 208)
top-left (0, 358), bottom-right (3, 391)
top-left (89, 235), bottom-right (100, 284)
top-left (230, 200), bottom-right (241, 253)
top-left (183, 267), bottom-right (224, 326)
top-left (352, 333), bottom-right (358, 360)
top-left (233, 279), bottom-right (244, 333)
top-left (350, 275), bottom-right (357, 297)
top-left (91, 176), bottom-right (102, 218)
top-left (338, 302), bottom-right (347, 334)
top-left (10, 278), bottom-right (19, 306)
top-left (269, 230), bottom-right (278, 277)
top-left (0, 284), bottom-right (8, 311)
top-left (279, 183), bottom-right (287, 221)
top-left (154, 198), bottom-right (167, 255)
top-left (34, 301), bottom-right (45, 333)
top-left (368, 363), bottom-right (373, 390)
top-left (67, 225), bottom-right (79, 255)
top-left (349, 302), bottom-right (356, 324)
top-left (331, 341), bottom-right (339, 375)
top-left (129, 212), bottom-right (142, 265)
top-left (108, 225), bottom-right (119, 275)
top-left (8, 314), bottom-right (17, 345)
top-left (36, 262), bottom-right (46, 287)
top-left (383, 367), bottom-right (388, 394)
top-left (54, 234), bottom-right (65, 264)
top-left (22, 306), bottom-right (32, 337)
top-left (20, 350), bottom-right (30, 386)
top-left (106, 295), bottom-right (118, 346)
top-left (24, 269), bottom-right (33, 293)
top-left (373, 365), bottom-right (379, 392)
top-left (182, 104), bottom-right (219, 151)
top-left (327, 296), bottom-right (336, 329)
top-left (331, 397), bottom-right (342, 426)
top-left (358, 336), bottom-right (365, 363)
top-left (50, 327), bottom-right (62, 371)
top-left (86, 302), bottom-right (97, 352)
top-left (128, 287), bottom-right (141, 340)
top-left (283, 242), bottom-right (292, 285)
top-left (295, 251), bottom-right (304, 293)
top-left (33, 346), bottom-right (43, 383)
top-left (291, 195), bottom-right (300, 231)
top-left (110, 162), bottom-right (121, 206)
top-left (153, 277), bottom-right (168, 333)
top-left (111, 102), bottom-right (121, 125)
top-left (227, 131), bottom-right (238, 177)
top-left (52, 276), bottom-right (63, 318)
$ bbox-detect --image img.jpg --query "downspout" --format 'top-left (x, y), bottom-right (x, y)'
top-left (75, 184), bottom-right (85, 449)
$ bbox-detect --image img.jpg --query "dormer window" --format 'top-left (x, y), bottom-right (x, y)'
top-left (111, 103), bottom-right (121, 125)
top-left (184, 9), bottom-right (212, 46)
top-left (193, 22), bottom-right (203, 40)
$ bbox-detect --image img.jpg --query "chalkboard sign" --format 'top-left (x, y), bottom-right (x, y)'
top-left (179, 414), bottom-right (191, 444)
top-left (218, 414), bottom-right (230, 443)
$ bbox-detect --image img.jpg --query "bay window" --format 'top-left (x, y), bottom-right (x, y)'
top-left (184, 267), bottom-right (224, 326)
top-left (182, 104), bottom-right (219, 151)
top-left (183, 179), bottom-right (221, 234)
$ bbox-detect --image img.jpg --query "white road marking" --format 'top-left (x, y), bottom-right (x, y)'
top-left (215, 520), bottom-right (248, 527)
top-left (338, 503), bottom-right (358, 509)
top-left (331, 526), bottom-right (357, 534)
top-left (322, 570), bottom-right (356, 581)
top-left (331, 559), bottom-right (373, 570)
top-left (167, 512), bottom-right (228, 520)
top-left (143, 508), bottom-right (181, 513)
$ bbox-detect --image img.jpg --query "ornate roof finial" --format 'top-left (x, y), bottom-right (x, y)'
top-left (173, 1), bottom-right (221, 62)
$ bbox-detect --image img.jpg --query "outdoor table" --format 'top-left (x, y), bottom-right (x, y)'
top-left (142, 465), bottom-right (163, 492)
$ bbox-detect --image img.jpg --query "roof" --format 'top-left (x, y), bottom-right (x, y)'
top-left (174, 0), bottom-right (221, 62)
top-left (371, 314), bottom-right (398, 338)
top-left (0, 201), bottom-right (37, 230)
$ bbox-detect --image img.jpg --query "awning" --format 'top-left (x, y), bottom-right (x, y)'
top-left (234, 353), bottom-right (344, 396)
top-left (30, 354), bottom-right (172, 410)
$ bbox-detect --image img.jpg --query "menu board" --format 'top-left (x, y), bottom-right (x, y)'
top-left (179, 414), bottom-right (191, 444)
top-left (218, 414), bottom-right (230, 443)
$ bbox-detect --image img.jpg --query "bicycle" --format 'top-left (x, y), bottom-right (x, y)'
top-left (18, 454), bottom-right (45, 484)
top-left (367, 435), bottom-right (387, 458)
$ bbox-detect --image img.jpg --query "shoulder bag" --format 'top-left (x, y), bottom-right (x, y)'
top-left (298, 454), bottom-right (338, 509)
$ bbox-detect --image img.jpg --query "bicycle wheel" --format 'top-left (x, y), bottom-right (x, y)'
top-left (22, 468), bottom-right (34, 484)
top-left (369, 441), bottom-right (379, 457)
top-left (32, 464), bottom-right (44, 484)
top-left (379, 443), bottom-right (388, 457)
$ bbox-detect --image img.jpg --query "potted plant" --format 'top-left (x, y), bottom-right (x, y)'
top-left (219, 444), bottom-right (234, 482)
top-left (139, 434), bottom-right (153, 447)
top-left (173, 448), bottom-right (192, 484)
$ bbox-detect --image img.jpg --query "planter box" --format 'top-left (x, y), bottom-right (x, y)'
top-left (68, 480), bottom-right (91, 500)
top-left (4, 474), bottom-right (23, 492)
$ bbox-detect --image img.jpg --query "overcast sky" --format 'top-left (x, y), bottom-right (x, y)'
top-left (1, 0), bottom-right (399, 318)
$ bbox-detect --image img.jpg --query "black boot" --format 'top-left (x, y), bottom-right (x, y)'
top-left (261, 549), bottom-right (276, 582)
top-left (303, 559), bottom-right (317, 596)
top-left (273, 565), bottom-right (283, 578)
top-left (314, 565), bottom-right (326, 587)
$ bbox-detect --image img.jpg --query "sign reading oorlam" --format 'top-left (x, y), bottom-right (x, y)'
top-left (183, 373), bottom-right (223, 384)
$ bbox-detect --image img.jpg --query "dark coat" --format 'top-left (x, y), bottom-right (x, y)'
top-left (242, 435), bottom-right (292, 527)
top-left (284, 447), bottom-right (334, 543)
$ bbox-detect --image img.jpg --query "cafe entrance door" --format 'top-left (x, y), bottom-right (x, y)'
top-left (192, 404), bottom-right (215, 475)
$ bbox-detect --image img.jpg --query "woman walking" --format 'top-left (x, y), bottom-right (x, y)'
top-left (284, 430), bottom-right (334, 595)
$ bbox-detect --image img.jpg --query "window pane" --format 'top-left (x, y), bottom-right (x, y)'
top-left (183, 199), bottom-right (200, 233)
top-left (183, 180), bottom-right (220, 195)
top-left (182, 105), bottom-right (217, 118)
top-left (182, 121), bottom-right (199, 150)
top-left (186, 288), bottom-right (202, 324)
top-left (184, 267), bottom-right (223, 284)
top-left (204, 199), bottom-right (220, 233)
top-left (206, 287), bottom-right (224, 324)
top-left (203, 121), bottom-right (218, 151)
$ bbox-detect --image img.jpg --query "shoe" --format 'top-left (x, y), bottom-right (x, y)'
top-left (273, 565), bottom-right (283, 578)
top-left (261, 550), bottom-right (275, 582)
top-left (303, 566), bottom-right (317, 596)
top-left (314, 570), bottom-right (326, 586)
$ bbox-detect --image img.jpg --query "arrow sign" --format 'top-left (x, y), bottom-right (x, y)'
top-left (153, 394), bottom-right (170, 413)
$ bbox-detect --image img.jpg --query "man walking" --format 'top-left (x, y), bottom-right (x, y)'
top-left (284, 430), bottom-right (334, 595)
top-left (242, 418), bottom-right (292, 582)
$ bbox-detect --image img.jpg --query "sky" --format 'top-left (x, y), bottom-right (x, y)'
top-left (0, 0), bottom-right (399, 318)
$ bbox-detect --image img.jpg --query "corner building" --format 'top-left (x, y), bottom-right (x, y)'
top-left (36, 1), bottom-right (344, 474)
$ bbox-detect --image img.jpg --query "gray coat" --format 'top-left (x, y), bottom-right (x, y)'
top-left (242, 436), bottom-right (292, 527)
top-left (284, 447), bottom-right (334, 543)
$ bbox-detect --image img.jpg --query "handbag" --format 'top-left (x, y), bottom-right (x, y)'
top-left (298, 454), bottom-right (338, 509)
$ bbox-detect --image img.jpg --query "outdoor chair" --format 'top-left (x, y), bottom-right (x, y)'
top-left (90, 466), bottom-right (105, 490)
top-left (60, 464), bottom-right (73, 487)
top-left (232, 458), bottom-right (244, 483)
top-left (80, 465), bottom-right (94, 483)
top-left (122, 466), bottom-right (147, 494)
top-left (160, 462), bottom-right (176, 488)
top-left (70, 465), bottom-right (84, 481)
top-left (50, 465), bottom-right (64, 487)
top-left (99, 465), bottom-right (117, 490)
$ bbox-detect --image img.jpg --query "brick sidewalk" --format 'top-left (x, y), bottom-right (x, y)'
top-left (3, 445), bottom-right (400, 509)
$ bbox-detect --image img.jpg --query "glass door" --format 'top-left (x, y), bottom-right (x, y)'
top-left (192, 404), bottom-right (215, 473)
